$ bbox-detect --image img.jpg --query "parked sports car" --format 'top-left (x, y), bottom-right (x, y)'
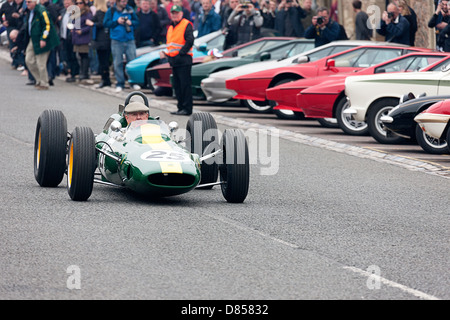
top-left (33, 92), bottom-right (250, 203)
top-left (226, 43), bottom-right (430, 114)
top-left (200, 40), bottom-right (378, 105)
top-left (125, 30), bottom-right (225, 88)
top-left (267, 52), bottom-right (449, 121)
top-left (291, 53), bottom-right (450, 130)
top-left (146, 36), bottom-right (299, 96)
top-left (344, 61), bottom-right (450, 144)
top-left (379, 93), bottom-right (450, 154)
top-left (188, 38), bottom-right (314, 100)
top-left (414, 98), bottom-right (450, 152)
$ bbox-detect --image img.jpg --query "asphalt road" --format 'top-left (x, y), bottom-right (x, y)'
top-left (0, 56), bottom-right (449, 303)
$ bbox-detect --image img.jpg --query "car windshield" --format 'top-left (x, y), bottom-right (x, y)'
top-left (125, 120), bottom-right (172, 144)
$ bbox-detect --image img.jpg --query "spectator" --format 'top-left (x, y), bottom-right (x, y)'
top-left (428, 0), bottom-right (449, 51)
top-left (190, 0), bottom-right (202, 30)
top-left (59, 0), bottom-right (80, 82)
top-left (159, 4), bottom-right (194, 115)
top-left (260, 0), bottom-right (276, 29)
top-left (171, 0), bottom-right (191, 21)
top-left (304, 6), bottom-right (340, 47)
top-left (396, 0), bottom-right (417, 46)
top-left (103, 0), bottom-right (140, 92)
top-left (197, 0), bottom-right (221, 37)
top-left (227, 1), bottom-right (263, 46)
top-left (150, 0), bottom-right (169, 44)
top-left (24, 0), bottom-right (60, 90)
top-left (1, 0), bottom-right (24, 69)
top-left (376, 2), bottom-right (410, 45)
top-left (8, 28), bottom-right (25, 71)
top-left (274, 0), bottom-right (307, 37)
top-left (86, 0), bottom-right (111, 88)
top-left (221, 0), bottom-right (238, 50)
top-left (135, 0), bottom-right (161, 47)
top-left (40, 0), bottom-right (60, 85)
top-left (352, 0), bottom-right (371, 40)
top-left (300, 0), bottom-right (314, 32)
top-left (71, 0), bottom-right (93, 81)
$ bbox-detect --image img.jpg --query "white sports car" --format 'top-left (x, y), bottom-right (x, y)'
top-left (344, 62), bottom-right (450, 142)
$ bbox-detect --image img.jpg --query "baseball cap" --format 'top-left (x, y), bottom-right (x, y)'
top-left (124, 101), bottom-right (149, 113)
top-left (171, 5), bottom-right (182, 12)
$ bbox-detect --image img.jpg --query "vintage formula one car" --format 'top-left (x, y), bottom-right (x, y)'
top-left (33, 92), bottom-right (249, 203)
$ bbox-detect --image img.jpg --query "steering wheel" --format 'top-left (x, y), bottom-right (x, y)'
top-left (124, 91), bottom-right (149, 108)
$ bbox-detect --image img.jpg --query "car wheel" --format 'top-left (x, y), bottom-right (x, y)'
top-left (415, 124), bottom-right (448, 154)
top-left (186, 112), bottom-right (219, 188)
top-left (67, 127), bottom-right (96, 201)
top-left (34, 109), bottom-right (68, 187)
top-left (317, 118), bottom-right (339, 128)
top-left (270, 78), bottom-right (301, 120)
top-left (242, 99), bottom-right (273, 113)
top-left (273, 108), bottom-right (303, 120)
top-left (367, 98), bottom-right (405, 144)
top-left (335, 96), bottom-right (368, 135)
top-left (220, 129), bottom-right (249, 203)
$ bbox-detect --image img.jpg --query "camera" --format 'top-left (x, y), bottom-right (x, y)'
top-left (316, 17), bottom-right (324, 25)
top-left (122, 16), bottom-right (131, 33)
top-left (242, 4), bottom-right (248, 8)
top-left (387, 12), bottom-right (394, 20)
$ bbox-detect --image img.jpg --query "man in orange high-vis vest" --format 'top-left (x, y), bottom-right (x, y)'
top-left (160, 5), bottom-right (194, 116)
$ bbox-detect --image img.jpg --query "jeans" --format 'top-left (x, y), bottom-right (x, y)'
top-left (111, 39), bottom-right (136, 88)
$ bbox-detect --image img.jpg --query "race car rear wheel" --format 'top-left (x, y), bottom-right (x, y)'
top-left (186, 112), bottom-right (219, 188)
top-left (220, 129), bottom-right (249, 203)
top-left (67, 126), bottom-right (96, 201)
top-left (34, 109), bottom-right (68, 187)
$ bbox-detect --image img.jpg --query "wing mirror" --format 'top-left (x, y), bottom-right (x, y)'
top-left (324, 59), bottom-right (335, 70)
top-left (168, 121), bottom-right (179, 132)
top-left (260, 52), bottom-right (271, 61)
top-left (110, 120), bottom-right (123, 132)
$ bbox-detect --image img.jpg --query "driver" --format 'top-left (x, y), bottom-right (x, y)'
top-left (123, 101), bottom-right (150, 123)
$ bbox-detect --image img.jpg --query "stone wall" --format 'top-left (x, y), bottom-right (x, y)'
top-left (310, 0), bottom-right (435, 49)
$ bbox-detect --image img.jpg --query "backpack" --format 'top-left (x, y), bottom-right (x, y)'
top-left (338, 24), bottom-right (349, 40)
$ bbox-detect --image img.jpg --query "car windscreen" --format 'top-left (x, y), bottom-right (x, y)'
top-left (126, 120), bottom-right (172, 144)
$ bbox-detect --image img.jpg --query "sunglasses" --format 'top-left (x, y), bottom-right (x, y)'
top-left (76, 2), bottom-right (84, 4)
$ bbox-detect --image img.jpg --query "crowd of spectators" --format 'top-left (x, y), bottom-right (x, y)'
top-left (0, 0), bottom-right (446, 91)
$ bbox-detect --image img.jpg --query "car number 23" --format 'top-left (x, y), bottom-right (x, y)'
top-left (141, 150), bottom-right (190, 162)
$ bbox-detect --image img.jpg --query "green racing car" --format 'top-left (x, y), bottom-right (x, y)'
top-left (33, 92), bottom-right (250, 203)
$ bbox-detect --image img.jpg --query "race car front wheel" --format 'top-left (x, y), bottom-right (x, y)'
top-left (34, 109), bottom-right (68, 187)
top-left (67, 126), bottom-right (96, 201)
top-left (220, 129), bottom-right (249, 203)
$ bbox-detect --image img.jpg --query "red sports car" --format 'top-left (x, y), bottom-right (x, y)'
top-left (225, 43), bottom-right (432, 114)
top-left (297, 53), bottom-right (450, 133)
top-left (266, 52), bottom-right (450, 121)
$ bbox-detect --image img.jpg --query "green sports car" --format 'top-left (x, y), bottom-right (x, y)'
top-left (33, 92), bottom-right (250, 203)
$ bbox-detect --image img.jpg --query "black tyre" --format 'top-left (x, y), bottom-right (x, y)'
top-left (220, 129), bottom-right (249, 203)
top-left (317, 118), bottom-right (339, 128)
top-left (270, 78), bottom-right (301, 120)
top-left (336, 96), bottom-right (368, 135)
top-left (415, 124), bottom-right (448, 154)
top-left (367, 98), bottom-right (405, 144)
top-left (34, 109), bottom-right (68, 187)
top-left (336, 97), bottom-right (369, 136)
top-left (242, 99), bottom-right (273, 113)
top-left (186, 112), bottom-right (219, 187)
top-left (67, 127), bottom-right (96, 201)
